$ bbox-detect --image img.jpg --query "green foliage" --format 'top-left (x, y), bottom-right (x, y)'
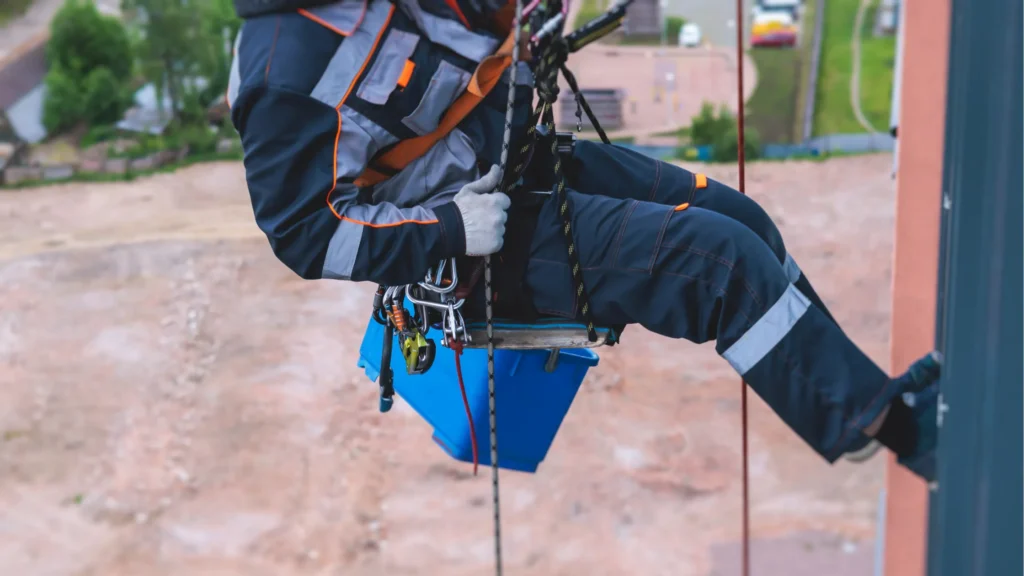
top-left (688, 101), bottom-right (762, 162)
top-left (166, 124), bottom-right (219, 155)
top-left (80, 124), bottom-right (121, 149)
top-left (47, 0), bottom-right (132, 81)
top-left (123, 0), bottom-right (241, 120)
top-left (42, 64), bottom-right (84, 133)
top-left (108, 123), bottom-right (220, 159)
top-left (689, 102), bottom-right (734, 147)
top-left (712, 124), bottom-right (762, 163)
top-left (83, 67), bottom-right (130, 125)
top-left (665, 16), bottom-right (687, 44)
top-left (43, 0), bottom-right (133, 134)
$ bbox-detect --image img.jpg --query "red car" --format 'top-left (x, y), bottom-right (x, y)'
top-left (752, 31), bottom-right (798, 47)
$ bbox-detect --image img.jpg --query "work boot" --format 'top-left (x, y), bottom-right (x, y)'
top-left (843, 351), bottom-right (943, 468)
top-left (896, 352), bottom-right (943, 482)
top-left (897, 381), bottom-right (941, 482)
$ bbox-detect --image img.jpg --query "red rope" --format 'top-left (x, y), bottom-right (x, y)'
top-left (734, 1), bottom-right (750, 575)
top-left (451, 341), bottom-right (480, 476)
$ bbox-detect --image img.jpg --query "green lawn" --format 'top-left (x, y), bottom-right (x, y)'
top-left (813, 0), bottom-right (896, 135)
top-left (747, 48), bottom-right (802, 143)
top-left (574, 0), bottom-right (603, 30)
top-left (0, 0), bottom-right (32, 26)
top-left (745, 0), bottom-right (817, 144)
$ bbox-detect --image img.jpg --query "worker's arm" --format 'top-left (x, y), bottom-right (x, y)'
top-left (233, 84), bottom-right (467, 286)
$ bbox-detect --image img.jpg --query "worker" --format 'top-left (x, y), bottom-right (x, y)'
top-left (227, 0), bottom-right (941, 482)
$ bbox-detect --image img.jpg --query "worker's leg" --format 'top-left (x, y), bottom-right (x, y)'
top-left (563, 140), bottom-right (838, 324)
top-left (525, 191), bottom-right (937, 472)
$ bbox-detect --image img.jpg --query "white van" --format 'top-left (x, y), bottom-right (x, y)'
top-left (678, 22), bottom-right (702, 47)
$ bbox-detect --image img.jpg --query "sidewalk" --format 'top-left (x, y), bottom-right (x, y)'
top-left (0, 0), bottom-right (119, 67)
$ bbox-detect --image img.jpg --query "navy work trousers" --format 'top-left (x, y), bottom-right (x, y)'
top-left (520, 141), bottom-right (899, 461)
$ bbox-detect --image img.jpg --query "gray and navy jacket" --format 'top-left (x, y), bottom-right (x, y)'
top-left (227, 0), bottom-right (533, 286)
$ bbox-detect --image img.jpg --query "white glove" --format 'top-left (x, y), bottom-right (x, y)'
top-left (453, 166), bottom-right (511, 256)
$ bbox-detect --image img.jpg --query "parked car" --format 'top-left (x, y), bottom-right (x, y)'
top-left (678, 22), bottom-right (702, 47)
top-left (752, 10), bottom-right (796, 35)
top-left (752, 0), bottom-right (801, 19)
top-left (751, 30), bottom-right (798, 47)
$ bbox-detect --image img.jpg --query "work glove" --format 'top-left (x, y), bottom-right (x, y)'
top-left (453, 166), bottom-right (510, 256)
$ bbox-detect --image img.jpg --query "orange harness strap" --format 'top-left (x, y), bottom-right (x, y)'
top-left (354, 33), bottom-right (516, 188)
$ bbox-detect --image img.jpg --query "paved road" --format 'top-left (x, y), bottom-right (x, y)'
top-left (0, 0), bottom-right (120, 65)
top-left (664, 0), bottom-right (757, 48)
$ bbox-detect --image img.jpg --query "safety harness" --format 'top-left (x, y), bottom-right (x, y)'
top-left (369, 2), bottom-right (632, 574)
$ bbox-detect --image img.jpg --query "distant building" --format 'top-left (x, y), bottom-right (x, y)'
top-left (621, 0), bottom-right (662, 37)
top-left (0, 36), bottom-right (49, 145)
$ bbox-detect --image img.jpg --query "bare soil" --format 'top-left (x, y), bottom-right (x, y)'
top-left (0, 154), bottom-right (896, 576)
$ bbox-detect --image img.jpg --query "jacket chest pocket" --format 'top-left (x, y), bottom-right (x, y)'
top-left (352, 28), bottom-right (473, 138)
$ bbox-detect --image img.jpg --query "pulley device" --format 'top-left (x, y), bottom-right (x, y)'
top-left (367, 1), bottom-right (633, 573)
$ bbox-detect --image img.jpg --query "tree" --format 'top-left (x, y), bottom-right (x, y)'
top-left (43, 0), bottom-right (133, 133)
top-left (47, 0), bottom-right (132, 82)
top-left (42, 63), bottom-right (84, 133)
top-left (123, 0), bottom-right (239, 123)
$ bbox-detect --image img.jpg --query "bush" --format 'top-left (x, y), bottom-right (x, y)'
top-left (42, 64), bottom-right (85, 133)
top-left (80, 124), bottom-right (121, 148)
top-left (83, 67), bottom-right (130, 125)
top-left (713, 124), bottom-right (762, 163)
top-left (43, 0), bottom-right (134, 134)
top-left (47, 0), bottom-right (132, 81)
top-left (666, 16), bottom-right (687, 44)
top-left (168, 124), bottom-right (219, 155)
top-left (688, 101), bottom-right (762, 162)
top-left (689, 102), bottom-right (735, 147)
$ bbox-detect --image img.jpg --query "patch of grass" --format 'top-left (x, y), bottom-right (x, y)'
top-left (747, 48), bottom-right (802, 143)
top-left (813, 0), bottom-right (896, 135)
top-left (0, 0), bottom-right (31, 26)
top-left (573, 0), bottom-right (603, 30)
top-left (746, 0), bottom-right (819, 144)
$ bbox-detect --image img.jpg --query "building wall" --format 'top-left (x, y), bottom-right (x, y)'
top-left (884, 0), bottom-right (951, 574)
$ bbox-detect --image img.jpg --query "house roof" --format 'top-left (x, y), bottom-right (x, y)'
top-left (6, 83), bottom-right (48, 144)
top-left (0, 40), bottom-right (47, 111)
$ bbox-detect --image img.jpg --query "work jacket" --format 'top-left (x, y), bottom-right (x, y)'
top-left (228, 0), bottom-right (533, 285)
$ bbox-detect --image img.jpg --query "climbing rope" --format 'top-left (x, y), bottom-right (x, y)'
top-left (734, 0), bottom-right (751, 573)
top-left (484, 0), bottom-right (525, 571)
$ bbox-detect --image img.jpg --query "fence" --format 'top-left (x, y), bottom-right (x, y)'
top-left (615, 143), bottom-right (713, 161)
top-left (620, 132), bottom-right (891, 162)
top-left (801, 0), bottom-right (827, 141)
top-left (763, 132), bottom-right (895, 159)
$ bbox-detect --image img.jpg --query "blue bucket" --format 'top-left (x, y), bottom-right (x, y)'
top-left (358, 317), bottom-right (599, 473)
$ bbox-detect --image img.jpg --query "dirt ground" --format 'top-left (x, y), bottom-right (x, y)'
top-left (0, 154), bottom-right (896, 576)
